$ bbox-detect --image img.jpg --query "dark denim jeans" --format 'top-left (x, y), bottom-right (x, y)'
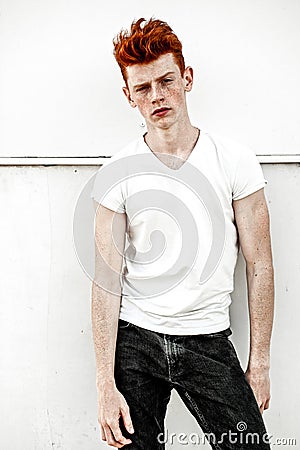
top-left (114, 319), bottom-right (271, 450)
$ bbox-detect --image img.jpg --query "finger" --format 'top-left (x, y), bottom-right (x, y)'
top-left (264, 398), bottom-right (270, 410)
top-left (103, 425), bottom-right (126, 448)
top-left (121, 405), bottom-right (135, 434)
top-left (111, 421), bottom-right (133, 446)
top-left (100, 424), bottom-right (106, 441)
top-left (107, 420), bottom-right (133, 446)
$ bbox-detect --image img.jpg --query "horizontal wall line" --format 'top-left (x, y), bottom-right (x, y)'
top-left (0, 155), bottom-right (299, 166)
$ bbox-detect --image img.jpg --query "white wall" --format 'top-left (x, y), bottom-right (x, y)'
top-left (1, 0), bottom-right (300, 449)
top-left (1, 0), bottom-right (300, 157)
top-left (0, 163), bottom-right (299, 449)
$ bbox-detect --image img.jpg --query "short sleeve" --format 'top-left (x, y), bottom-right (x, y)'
top-left (232, 146), bottom-right (268, 201)
top-left (90, 162), bottom-right (126, 214)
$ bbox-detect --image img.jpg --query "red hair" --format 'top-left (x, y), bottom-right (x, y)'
top-left (113, 18), bottom-right (185, 84)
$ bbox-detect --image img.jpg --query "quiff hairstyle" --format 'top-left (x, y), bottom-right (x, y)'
top-left (113, 17), bottom-right (185, 85)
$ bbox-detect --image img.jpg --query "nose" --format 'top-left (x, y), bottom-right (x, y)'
top-left (150, 83), bottom-right (165, 104)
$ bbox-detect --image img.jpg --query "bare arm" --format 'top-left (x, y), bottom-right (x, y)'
top-left (233, 188), bottom-right (274, 413)
top-left (92, 200), bottom-right (134, 447)
top-left (92, 200), bottom-right (126, 387)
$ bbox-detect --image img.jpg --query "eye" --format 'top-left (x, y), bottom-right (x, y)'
top-left (163, 78), bottom-right (173, 83)
top-left (136, 86), bottom-right (148, 93)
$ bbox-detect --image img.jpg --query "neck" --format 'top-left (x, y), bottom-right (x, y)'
top-left (144, 116), bottom-right (198, 156)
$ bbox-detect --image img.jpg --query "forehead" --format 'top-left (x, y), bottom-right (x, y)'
top-left (126, 53), bottom-right (181, 85)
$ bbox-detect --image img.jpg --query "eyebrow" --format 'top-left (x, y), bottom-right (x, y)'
top-left (133, 71), bottom-right (176, 89)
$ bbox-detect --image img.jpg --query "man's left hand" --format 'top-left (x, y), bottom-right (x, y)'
top-left (244, 367), bottom-right (271, 414)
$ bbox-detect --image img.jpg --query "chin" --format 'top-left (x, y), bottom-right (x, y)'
top-left (152, 117), bottom-right (174, 129)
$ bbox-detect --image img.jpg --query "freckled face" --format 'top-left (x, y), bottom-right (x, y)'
top-left (123, 53), bottom-right (193, 130)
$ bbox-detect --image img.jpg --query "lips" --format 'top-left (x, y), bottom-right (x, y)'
top-left (152, 107), bottom-right (171, 116)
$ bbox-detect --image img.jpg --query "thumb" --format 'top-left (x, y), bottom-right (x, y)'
top-left (121, 406), bottom-right (135, 434)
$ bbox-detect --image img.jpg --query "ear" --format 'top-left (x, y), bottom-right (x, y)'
top-left (183, 66), bottom-right (193, 92)
top-left (122, 87), bottom-right (137, 108)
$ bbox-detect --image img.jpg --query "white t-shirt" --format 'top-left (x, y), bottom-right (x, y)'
top-left (90, 129), bottom-right (268, 335)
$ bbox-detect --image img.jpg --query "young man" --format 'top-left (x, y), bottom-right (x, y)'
top-left (91, 18), bottom-right (274, 449)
